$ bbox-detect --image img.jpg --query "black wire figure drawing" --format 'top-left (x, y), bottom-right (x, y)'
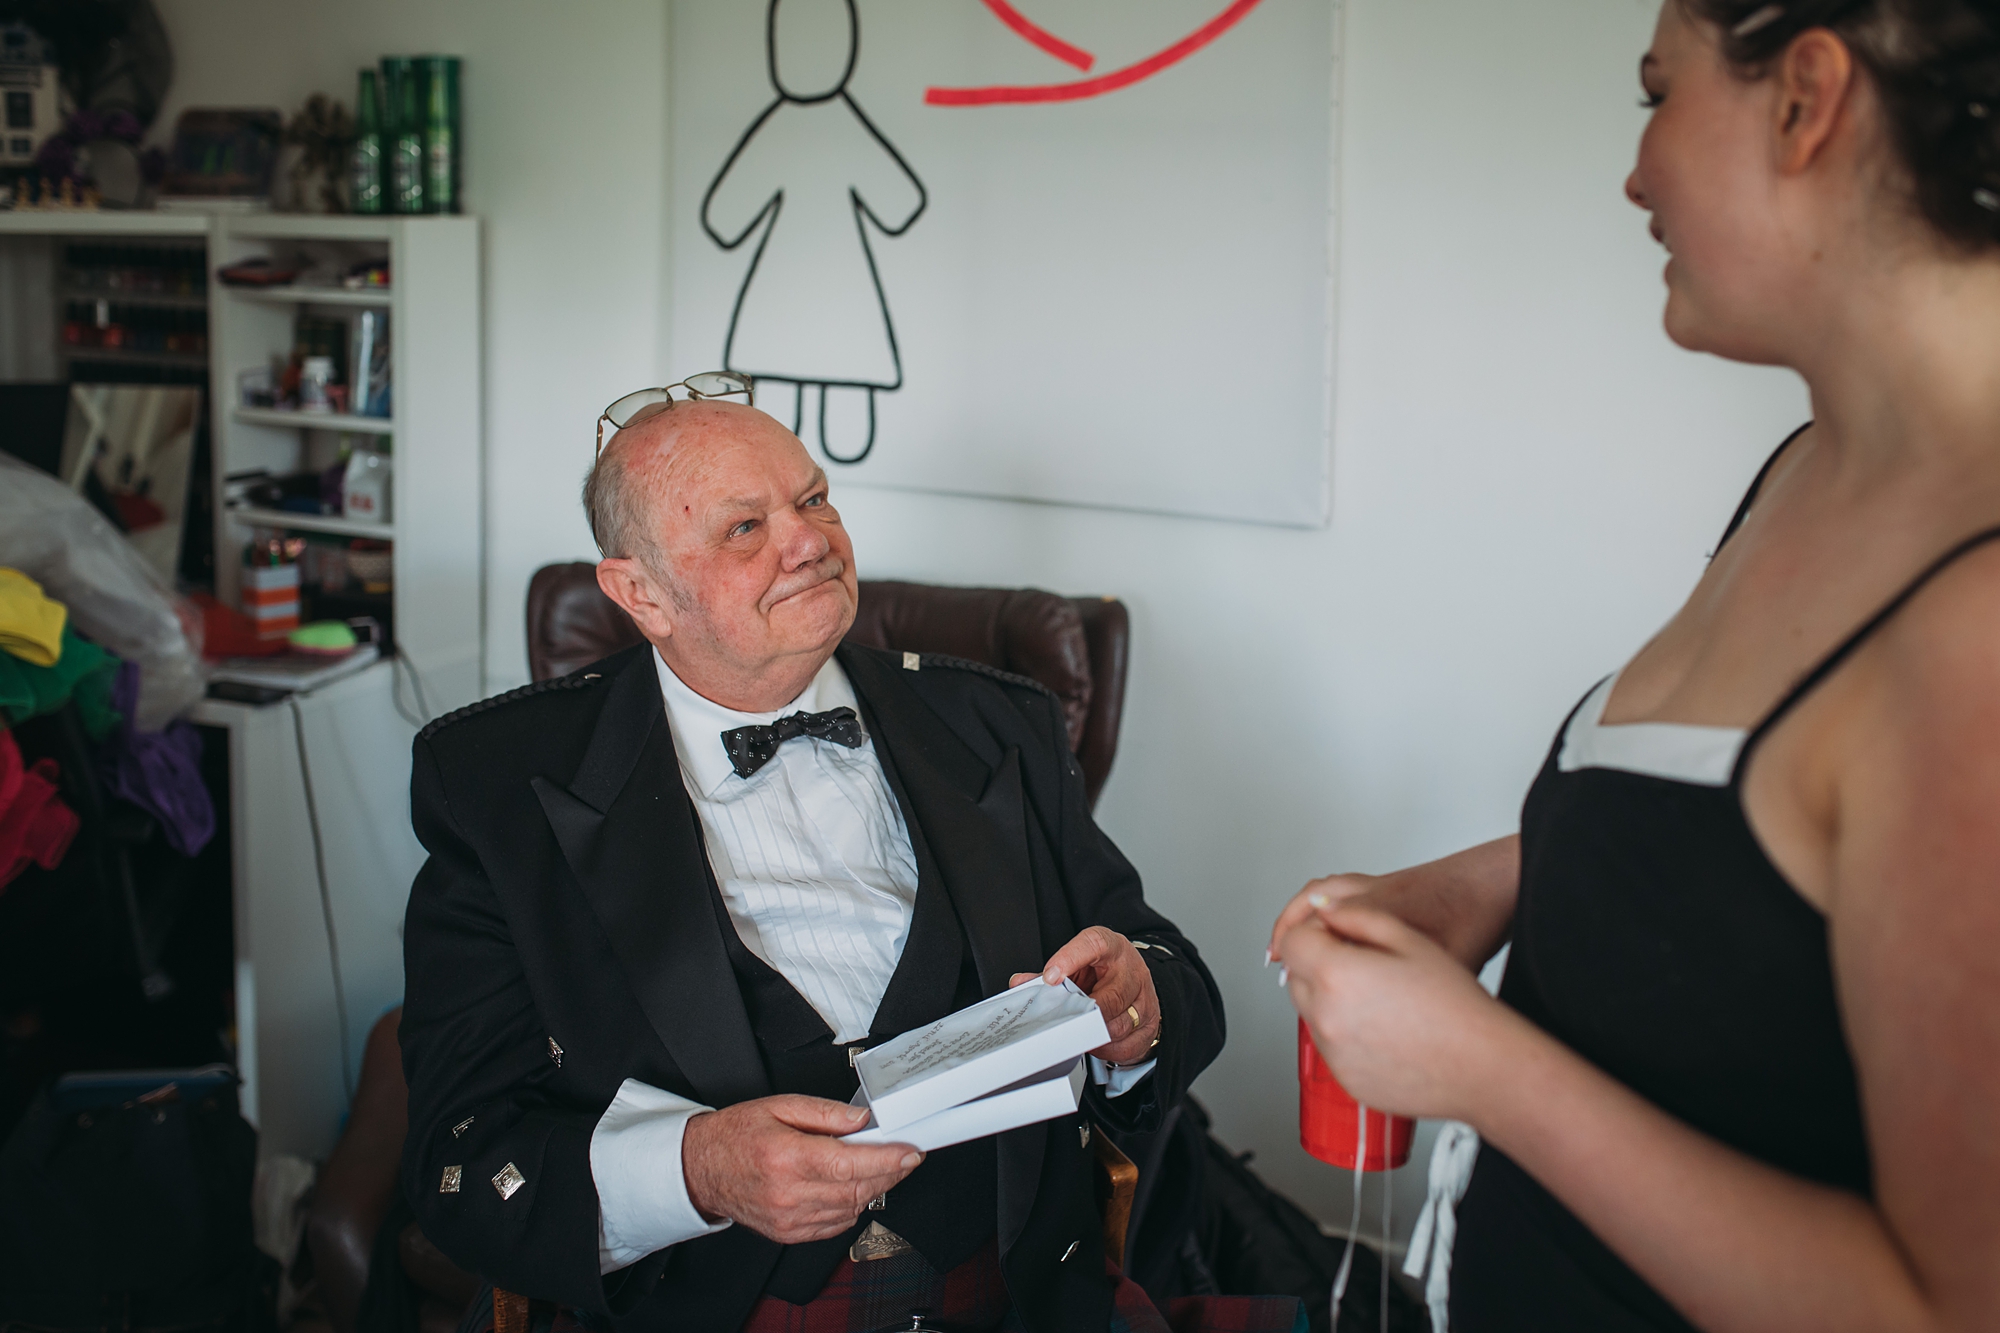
top-left (702, 0), bottom-right (927, 465)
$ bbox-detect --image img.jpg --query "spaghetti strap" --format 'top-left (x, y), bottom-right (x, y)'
top-left (1715, 422), bottom-right (1811, 555)
top-left (1733, 523), bottom-right (2000, 784)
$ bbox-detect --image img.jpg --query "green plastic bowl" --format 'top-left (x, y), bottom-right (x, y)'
top-left (289, 621), bottom-right (358, 657)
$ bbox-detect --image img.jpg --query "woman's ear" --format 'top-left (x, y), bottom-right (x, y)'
top-left (596, 556), bottom-right (676, 643)
top-left (1772, 28), bottom-right (1858, 176)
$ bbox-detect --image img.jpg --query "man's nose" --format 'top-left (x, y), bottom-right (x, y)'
top-left (774, 507), bottom-right (831, 568)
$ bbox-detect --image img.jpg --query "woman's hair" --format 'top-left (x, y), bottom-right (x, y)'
top-left (1678, 0), bottom-right (2000, 249)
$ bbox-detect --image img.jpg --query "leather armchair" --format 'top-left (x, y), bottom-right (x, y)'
top-left (525, 563), bottom-right (1131, 806)
top-left (307, 566), bottom-right (1137, 1333)
top-left (307, 1008), bottom-right (478, 1333)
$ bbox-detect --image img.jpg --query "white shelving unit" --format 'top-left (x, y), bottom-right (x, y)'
top-left (228, 285), bottom-right (394, 308)
top-left (224, 506), bottom-right (393, 539)
top-left (209, 214), bottom-right (483, 714)
top-left (0, 209), bottom-right (483, 1161)
top-left (231, 406), bottom-right (397, 435)
top-left (202, 216), bottom-right (482, 1157)
top-left (0, 210), bottom-right (212, 385)
top-left (192, 660), bottom-right (428, 1160)
top-left (0, 209), bottom-right (211, 236)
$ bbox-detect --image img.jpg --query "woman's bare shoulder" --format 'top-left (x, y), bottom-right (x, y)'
top-left (1870, 530), bottom-right (2000, 709)
top-left (1827, 530), bottom-right (2000, 913)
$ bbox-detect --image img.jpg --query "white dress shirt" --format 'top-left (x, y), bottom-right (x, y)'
top-left (589, 650), bottom-right (1152, 1273)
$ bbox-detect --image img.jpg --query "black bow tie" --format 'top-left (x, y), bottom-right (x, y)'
top-left (720, 706), bottom-right (865, 778)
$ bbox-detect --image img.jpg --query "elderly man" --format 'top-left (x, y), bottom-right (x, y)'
top-left (399, 390), bottom-right (1227, 1332)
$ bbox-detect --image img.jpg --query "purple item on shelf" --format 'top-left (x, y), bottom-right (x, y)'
top-left (98, 662), bottom-right (215, 858)
top-left (322, 459), bottom-right (349, 514)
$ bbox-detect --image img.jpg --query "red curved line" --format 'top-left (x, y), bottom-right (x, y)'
top-left (928, 0), bottom-right (1265, 106)
top-left (980, 0), bottom-right (1094, 72)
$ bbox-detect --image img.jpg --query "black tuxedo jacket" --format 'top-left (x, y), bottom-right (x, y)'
top-left (398, 642), bottom-right (1224, 1333)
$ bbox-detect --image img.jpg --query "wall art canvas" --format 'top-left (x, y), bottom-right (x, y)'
top-left (666, 0), bottom-right (1339, 527)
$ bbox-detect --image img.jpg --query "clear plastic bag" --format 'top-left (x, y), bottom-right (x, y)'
top-left (0, 452), bottom-right (205, 731)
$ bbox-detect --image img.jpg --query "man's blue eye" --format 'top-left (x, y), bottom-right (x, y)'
top-left (804, 494), bottom-right (825, 508)
top-left (732, 521), bottom-right (755, 537)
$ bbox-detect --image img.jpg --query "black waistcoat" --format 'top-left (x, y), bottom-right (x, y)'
top-left (707, 799), bottom-right (999, 1304)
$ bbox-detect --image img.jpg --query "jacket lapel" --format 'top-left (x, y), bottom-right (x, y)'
top-left (840, 646), bottom-right (1045, 991)
top-left (531, 655), bottom-right (770, 1108)
top-left (840, 647), bottom-right (1050, 1250)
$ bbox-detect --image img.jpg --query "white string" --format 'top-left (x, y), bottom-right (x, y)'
top-left (1330, 1102), bottom-right (1369, 1329)
top-left (1380, 1146), bottom-right (1393, 1333)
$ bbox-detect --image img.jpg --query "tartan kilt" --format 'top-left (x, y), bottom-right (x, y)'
top-left (736, 1239), bottom-right (1303, 1333)
top-left (463, 1241), bottom-right (1303, 1333)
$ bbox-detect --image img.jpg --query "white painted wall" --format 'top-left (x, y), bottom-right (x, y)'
top-left (149, 0), bottom-right (1811, 1247)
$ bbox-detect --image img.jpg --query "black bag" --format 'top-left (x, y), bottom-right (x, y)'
top-left (1115, 1099), bottom-right (1425, 1333)
top-left (0, 1068), bottom-right (278, 1333)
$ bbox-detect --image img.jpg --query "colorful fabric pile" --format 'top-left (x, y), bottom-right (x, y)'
top-left (0, 568), bottom-right (216, 891)
top-left (0, 623), bottom-right (121, 738)
top-left (0, 567), bottom-right (67, 667)
top-left (98, 661), bottom-right (214, 858)
top-left (0, 570), bottom-right (85, 892)
top-left (0, 728), bottom-right (77, 890)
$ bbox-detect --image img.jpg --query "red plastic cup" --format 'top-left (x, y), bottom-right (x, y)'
top-left (1298, 1019), bottom-right (1413, 1170)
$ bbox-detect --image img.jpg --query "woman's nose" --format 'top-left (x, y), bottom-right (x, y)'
top-left (1625, 168), bottom-right (1648, 211)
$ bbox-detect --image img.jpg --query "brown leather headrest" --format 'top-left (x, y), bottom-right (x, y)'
top-left (525, 563), bottom-right (646, 683)
top-left (844, 580), bottom-right (1092, 754)
top-left (526, 565), bottom-right (1092, 753)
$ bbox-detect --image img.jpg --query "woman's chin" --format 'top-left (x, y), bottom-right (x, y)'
top-left (1661, 295), bottom-right (1726, 356)
top-left (1661, 300), bottom-right (1788, 366)
top-left (1662, 307), bottom-right (1705, 352)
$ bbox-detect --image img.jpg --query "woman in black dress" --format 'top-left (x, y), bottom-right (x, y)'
top-left (1272, 2), bottom-right (2000, 1330)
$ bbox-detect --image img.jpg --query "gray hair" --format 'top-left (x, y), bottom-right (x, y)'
top-left (581, 428), bottom-right (699, 612)
top-left (582, 436), bottom-right (655, 563)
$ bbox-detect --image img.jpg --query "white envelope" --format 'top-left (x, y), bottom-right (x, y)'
top-left (852, 978), bottom-right (1110, 1133)
top-left (842, 1058), bottom-right (1088, 1151)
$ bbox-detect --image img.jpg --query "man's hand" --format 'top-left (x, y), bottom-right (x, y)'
top-left (1011, 925), bottom-right (1162, 1068)
top-left (681, 1095), bottom-right (923, 1245)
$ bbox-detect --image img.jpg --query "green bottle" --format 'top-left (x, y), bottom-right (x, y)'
top-left (421, 56), bottom-right (461, 215)
top-left (382, 57), bottom-right (425, 215)
top-left (349, 69), bottom-right (384, 214)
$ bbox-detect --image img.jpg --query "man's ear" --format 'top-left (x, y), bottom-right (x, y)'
top-left (596, 557), bottom-right (675, 643)
top-left (1772, 27), bottom-right (1857, 176)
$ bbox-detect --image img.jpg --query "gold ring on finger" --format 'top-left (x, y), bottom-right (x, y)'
top-left (1126, 1004), bottom-right (1141, 1030)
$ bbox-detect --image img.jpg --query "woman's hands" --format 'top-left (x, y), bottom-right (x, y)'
top-left (1268, 836), bottom-right (1522, 972)
top-left (1267, 870), bottom-right (1389, 961)
top-left (1277, 902), bottom-right (1522, 1122)
top-left (1267, 838), bottom-right (1526, 1120)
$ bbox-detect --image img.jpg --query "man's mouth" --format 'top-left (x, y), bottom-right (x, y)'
top-left (766, 559), bottom-right (845, 609)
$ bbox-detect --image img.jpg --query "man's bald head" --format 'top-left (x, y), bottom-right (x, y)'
top-left (583, 400), bottom-right (787, 568)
